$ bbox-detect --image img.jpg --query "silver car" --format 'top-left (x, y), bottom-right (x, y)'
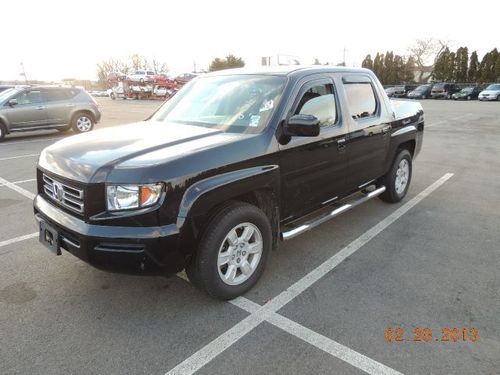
top-left (0, 86), bottom-right (101, 141)
top-left (478, 84), bottom-right (500, 101)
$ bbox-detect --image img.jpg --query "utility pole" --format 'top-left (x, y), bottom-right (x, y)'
top-left (343, 47), bottom-right (347, 67)
top-left (20, 62), bottom-right (29, 85)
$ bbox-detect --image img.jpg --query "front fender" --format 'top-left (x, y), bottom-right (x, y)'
top-left (176, 165), bottom-right (280, 230)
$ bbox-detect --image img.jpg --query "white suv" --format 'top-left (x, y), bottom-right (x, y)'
top-left (127, 70), bottom-right (155, 83)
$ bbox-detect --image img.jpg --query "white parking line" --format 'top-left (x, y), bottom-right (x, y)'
top-left (166, 173), bottom-right (453, 375)
top-left (0, 178), bottom-right (36, 187)
top-left (0, 153), bottom-right (39, 162)
top-left (0, 137), bottom-right (60, 146)
top-left (231, 298), bottom-right (403, 375)
top-left (0, 232), bottom-right (38, 249)
top-left (0, 176), bottom-right (36, 199)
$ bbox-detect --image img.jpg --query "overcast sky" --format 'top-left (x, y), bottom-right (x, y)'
top-left (2, 0), bottom-right (499, 81)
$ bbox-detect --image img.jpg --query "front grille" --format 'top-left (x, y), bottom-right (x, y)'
top-left (43, 174), bottom-right (84, 214)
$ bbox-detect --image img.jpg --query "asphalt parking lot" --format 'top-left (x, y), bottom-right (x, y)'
top-left (1, 98), bottom-right (499, 375)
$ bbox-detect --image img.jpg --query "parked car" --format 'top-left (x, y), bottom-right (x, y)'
top-left (34, 66), bottom-right (423, 300)
top-left (431, 82), bottom-right (461, 99)
top-left (385, 87), bottom-right (397, 97)
top-left (407, 84), bottom-right (433, 99)
top-left (452, 86), bottom-right (481, 100)
top-left (175, 73), bottom-right (198, 85)
top-left (0, 86), bottom-right (101, 141)
top-left (128, 70), bottom-right (156, 83)
top-left (478, 84), bottom-right (500, 101)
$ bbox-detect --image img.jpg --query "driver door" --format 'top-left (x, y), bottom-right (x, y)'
top-left (4, 89), bottom-right (48, 129)
top-left (278, 77), bottom-right (347, 221)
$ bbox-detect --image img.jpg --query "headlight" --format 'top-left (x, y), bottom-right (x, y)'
top-left (106, 183), bottom-right (163, 211)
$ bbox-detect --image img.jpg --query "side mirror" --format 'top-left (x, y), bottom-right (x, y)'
top-left (8, 98), bottom-right (18, 107)
top-left (284, 114), bottom-right (320, 137)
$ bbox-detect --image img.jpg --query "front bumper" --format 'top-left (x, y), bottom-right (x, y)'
top-left (34, 195), bottom-right (185, 275)
top-left (478, 96), bottom-right (497, 101)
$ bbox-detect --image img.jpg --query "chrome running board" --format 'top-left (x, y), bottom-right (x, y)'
top-left (281, 186), bottom-right (386, 240)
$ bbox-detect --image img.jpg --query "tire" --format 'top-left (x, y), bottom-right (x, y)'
top-left (0, 122), bottom-right (6, 142)
top-left (467, 96), bottom-right (471, 100)
top-left (110, 93), bottom-right (116, 100)
top-left (71, 112), bottom-right (94, 133)
top-left (497, 95), bottom-right (500, 101)
top-left (379, 149), bottom-right (412, 203)
top-left (186, 202), bottom-right (272, 300)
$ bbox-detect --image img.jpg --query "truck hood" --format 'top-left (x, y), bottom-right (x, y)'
top-left (38, 121), bottom-right (251, 183)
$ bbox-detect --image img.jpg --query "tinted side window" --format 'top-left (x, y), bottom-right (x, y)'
top-left (295, 84), bottom-right (336, 127)
top-left (44, 89), bottom-right (68, 102)
top-left (343, 83), bottom-right (377, 119)
top-left (15, 90), bottom-right (42, 105)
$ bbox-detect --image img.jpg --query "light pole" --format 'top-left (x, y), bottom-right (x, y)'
top-left (20, 62), bottom-right (29, 85)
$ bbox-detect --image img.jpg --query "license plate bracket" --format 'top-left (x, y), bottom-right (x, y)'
top-left (39, 221), bottom-right (61, 255)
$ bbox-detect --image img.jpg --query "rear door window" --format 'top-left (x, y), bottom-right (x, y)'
top-left (43, 89), bottom-right (68, 102)
top-left (343, 82), bottom-right (377, 119)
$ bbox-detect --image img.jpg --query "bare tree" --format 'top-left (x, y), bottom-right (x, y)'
top-left (408, 38), bottom-right (450, 82)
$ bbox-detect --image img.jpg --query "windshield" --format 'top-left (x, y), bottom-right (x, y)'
top-left (0, 88), bottom-right (19, 102)
top-left (415, 85), bottom-right (430, 92)
top-left (151, 75), bottom-right (287, 133)
top-left (486, 84), bottom-right (500, 91)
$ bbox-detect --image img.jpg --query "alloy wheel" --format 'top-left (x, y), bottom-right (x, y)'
top-left (395, 159), bottom-right (410, 194)
top-left (76, 116), bottom-right (92, 132)
top-left (217, 222), bottom-right (263, 286)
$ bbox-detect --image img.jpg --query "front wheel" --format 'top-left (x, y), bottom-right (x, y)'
top-left (186, 202), bottom-right (271, 300)
top-left (379, 149), bottom-right (412, 203)
top-left (71, 113), bottom-right (94, 133)
top-left (0, 123), bottom-right (6, 141)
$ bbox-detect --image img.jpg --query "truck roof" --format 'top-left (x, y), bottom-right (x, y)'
top-left (205, 65), bottom-right (372, 78)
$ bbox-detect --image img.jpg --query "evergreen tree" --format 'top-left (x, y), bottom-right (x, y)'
top-left (383, 52), bottom-right (395, 84)
top-left (468, 51), bottom-right (479, 83)
top-left (361, 54), bottom-right (373, 70)
top-left (432, 47), bottom-right (450, 81)
top-left (373, 53), bottom-right (384, 82)
top-left (455, 47), bottom-right (468, 82)
top-left (447, 52), bottom-right (456, 81)
top-left (496, 53), bottom-right (500, 81)
top-left (478, 49), bottom-right (498, 83)
top-left (403, 56), bottom-right (416, 83)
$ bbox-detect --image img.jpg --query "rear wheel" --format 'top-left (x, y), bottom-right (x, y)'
top-left (71, 113), bottom-right (94, 133)
top-left (379, 149), bottom-right (412, 203)
top-left (186, 202), bottom-right (271, 300)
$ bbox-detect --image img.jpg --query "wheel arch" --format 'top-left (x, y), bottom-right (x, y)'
top-left (70, 109), bottom-right (95, 124)
top-left (177, 166), bottom-right (281, 252)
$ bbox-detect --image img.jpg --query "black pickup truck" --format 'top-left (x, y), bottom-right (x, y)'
top-left (34, 66), bottom-right (424, 300)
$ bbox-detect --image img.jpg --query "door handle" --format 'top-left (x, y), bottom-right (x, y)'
top-left (337, 138), bottom-right (346, 151)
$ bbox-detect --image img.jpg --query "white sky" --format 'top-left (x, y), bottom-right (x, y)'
top-left (2, 0), bottom-right (499, 81)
